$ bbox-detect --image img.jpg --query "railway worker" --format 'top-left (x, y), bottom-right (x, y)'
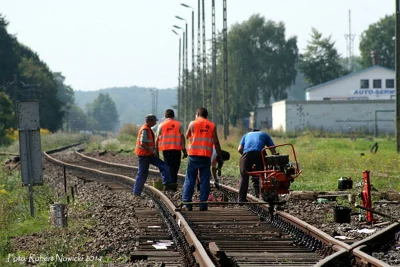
top-left (182, 107), bottom-right (222, 211)
top-left (237, 129), bottom-right (276, 203)
top-left (196, 148), bottom-right (230, 190)
top-left (133, 114), bottom-right (173, 197)
top-left (155, 109), bottom-right (187, 191)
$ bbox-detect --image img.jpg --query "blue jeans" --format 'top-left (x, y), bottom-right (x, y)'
top-left (182, 156), bottom-right (211, 210)
top-left (133, 156), bottom-right (172, 195)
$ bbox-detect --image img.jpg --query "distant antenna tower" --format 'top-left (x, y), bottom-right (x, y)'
top-left (344, 9), bottom-right (356, 71)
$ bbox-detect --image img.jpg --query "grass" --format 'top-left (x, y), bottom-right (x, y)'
top-left (218, 128), bottom-right (400, 192)
top-left (97, 126), bottom-right (400, 192)
top-left (0, 171), bottom-right (54, 259)
top-left (0, 132), bottom-right (90, 155)
top-left (0, 132), bottom-right (93, 265)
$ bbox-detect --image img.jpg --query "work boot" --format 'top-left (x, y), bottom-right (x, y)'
top-left (253, 185), bottom-right (260, 197)
top-left (164, 183), bottom-right (178, 192)
top-left (182, 205), bottom-right (192, 211)
top-left (199, 206), bottom-right (208, 211)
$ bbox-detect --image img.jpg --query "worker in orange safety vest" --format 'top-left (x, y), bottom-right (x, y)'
top-left (133, 114), bottom-right (173, 197)
top-left (182, 107), bottom-right (221, 211)
top-left (156, 109), bottom-right (187, 191)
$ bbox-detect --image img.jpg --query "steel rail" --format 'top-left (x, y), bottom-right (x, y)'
top-left (350, 222), bottom-right (400, 267)
top-left (352, 246), bottom-right (392, 267)
top-left (72, 153), bottom-right (350, 265)
top-left (44, 149), bottom-right (216, 267)
top-left (63, 148), bottom-right (397, 266)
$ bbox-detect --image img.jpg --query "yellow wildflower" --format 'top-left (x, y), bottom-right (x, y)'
top-left (0, 189), bottom-right (8, 194)
top-left (40, 128), bottom-right (51, 135)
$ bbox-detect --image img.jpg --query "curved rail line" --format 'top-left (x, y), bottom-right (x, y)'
top-left (45, 147), bottom-right (213, 266)
top-left (43, 146), bottom-right (397, 266)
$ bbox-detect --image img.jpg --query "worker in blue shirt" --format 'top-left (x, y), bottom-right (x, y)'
top-left (237, 129), bottom-right (276, 202)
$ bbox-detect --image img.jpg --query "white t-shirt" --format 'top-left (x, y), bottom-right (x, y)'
top-left (211, 147), bottom-right (217, 164)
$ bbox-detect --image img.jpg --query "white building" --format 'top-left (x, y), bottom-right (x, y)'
top-left (306, 65), bottom-right (395, 101)
top-left (272, 99), bottom-right (395, 134)
top-left (254, 65), bottom-right (396, 134)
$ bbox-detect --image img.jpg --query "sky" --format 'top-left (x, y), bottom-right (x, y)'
top-left (1, 0), bottom-right (395, 91)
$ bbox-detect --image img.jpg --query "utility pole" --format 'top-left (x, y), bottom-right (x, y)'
top-left (182, 31), bottom-right (186, 126)
top-left (211, 0), bottom-right (217, 122)
top-left (191, 9), bottom-right (195, 115)
top-left (396, 0), bottom-right (400, 152)
top-left (185, 22), bottom-right (189, 126)
top-left (223, 0), bottom-right (229, 139)
top-left (173, 28), bottom-right (182, 120)
top-left (197, 0), bottom-right (201, 108)
top-left (202, 0), bottom-right (207, 108)
top-left (178, 37), bottom-right (182, 120)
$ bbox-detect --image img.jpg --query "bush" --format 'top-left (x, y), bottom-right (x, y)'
top-left (118, 124), bottom-right (140, 137)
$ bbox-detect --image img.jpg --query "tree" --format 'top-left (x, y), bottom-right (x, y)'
top-left (359, 14), bottom-right (395, 69)
top-left (221, 14), bottom-right (298, 126)
top-left (299, 28), bottom-right (348, 86)
top-left (87, 93), bottom-right (119, 131)
top-left (66, 104), bottom-right (87, 132)
top-left (340, 56), bottom-right (362, 73)
top-left (0, 14), bottom-right (70, 133)
top-left (0, 92), bottom-right (14, 144)
top-left (54, 72), bottom-right (75, 111)
top-left (17, 56), bottom-right (64, 132)
top-left (0, 15), bottom-right (19, 88)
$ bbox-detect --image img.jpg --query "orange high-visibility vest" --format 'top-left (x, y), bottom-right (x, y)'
top-left (158, 119), bottom-right (182, 151)
top-left (188, 118), bottom-right (214, 157)
top-left (135, 124), bottom-right (155, 156)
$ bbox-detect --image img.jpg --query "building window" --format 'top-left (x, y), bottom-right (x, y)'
top-left (373, 79), bottom-right (382, 88)
top-left (360, 79), bottom-right (369, 89)
top-left (386, 79), bottom-right (394, 88)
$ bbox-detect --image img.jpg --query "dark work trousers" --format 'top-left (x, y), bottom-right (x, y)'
top-left (162, 150), bottom-right (182, 183)
top-left (238, 151), bottom-right (265, 202)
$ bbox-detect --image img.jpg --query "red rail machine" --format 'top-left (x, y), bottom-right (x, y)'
top-left (247, 144), bottom-right (302, 213)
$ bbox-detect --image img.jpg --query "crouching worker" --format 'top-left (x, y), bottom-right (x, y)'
top-left (133, 114), bottom-right (172, 197)
top-left (197, 149), bottom-right (230, 190)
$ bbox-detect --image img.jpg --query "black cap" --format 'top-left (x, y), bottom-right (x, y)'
top-left (145, 114), bottom-right (158, 121)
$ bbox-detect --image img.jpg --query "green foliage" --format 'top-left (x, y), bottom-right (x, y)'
top-left (0, 14), bottom-right (75, 134)
top-left (18, 56), bottom-right (64, 132)
top-left (222, 14), bottom-right (298, 124)
top-left (40, 132), bottom-right (90, 151)
top-left (54, 72), bottom-right (75, 123)
top-left (0, 132), bottom-right (90, 155)
top-left (0, 171), bottom-right (55, 258)
top-left (0, 15), bottom-right (20, 86)
top-left (359, 14), bottom-right (395, 69)
top-left (299, 28), bottom-right (348, 86)
top-left (86, 93), bottom-right (119, 132)
top-left (118, 123), bottom-right (140, 137)
top-left (0, 92), bottom-right (14, 144)
top-left (65, 104), bottom-right (87, 132)
top-left (217, 130), bottom-right (400, 192)
top-left (339, 56), bottom-right (363, 72)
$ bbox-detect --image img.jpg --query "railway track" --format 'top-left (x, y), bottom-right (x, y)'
top-left (43, 145), bottom-right (399, 266)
